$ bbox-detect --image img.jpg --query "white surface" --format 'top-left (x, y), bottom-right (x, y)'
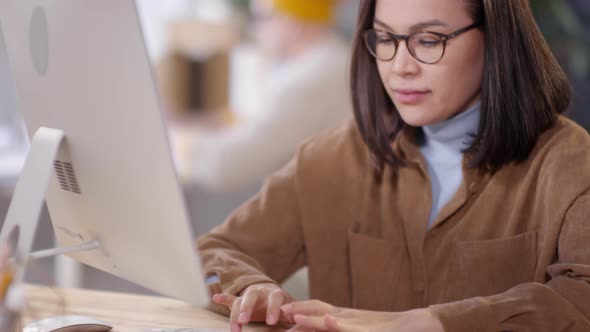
top-left (0, 0), bottom-right (208, 306)
top-left (228, 43), bottom-right (265, 121)
top-left (0, 127), bottom-right (64, 284)
top-left (54, 255), bottom-right (83, 289)
top-left (53, 235), bottom-right (85, 289)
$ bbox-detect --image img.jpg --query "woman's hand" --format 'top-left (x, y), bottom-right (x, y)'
top-left (281, 300), bottom-right (445, 332)
top-left (212, 282), bottom-right (296, 332)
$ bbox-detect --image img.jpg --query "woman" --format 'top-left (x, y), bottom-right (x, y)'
top-left (198, 0), bottom-right (589, 331)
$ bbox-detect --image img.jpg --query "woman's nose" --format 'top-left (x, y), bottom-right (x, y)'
top-left (389, 41), bottom-right (420, 77)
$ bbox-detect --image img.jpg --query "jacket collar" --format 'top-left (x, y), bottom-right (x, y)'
top-left (392, 125), bottom-right (493, 229)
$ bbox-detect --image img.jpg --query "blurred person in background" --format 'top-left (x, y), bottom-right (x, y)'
top-left (176, 0), bottom-right (352, 191)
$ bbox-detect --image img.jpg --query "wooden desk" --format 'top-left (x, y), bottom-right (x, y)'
top-left (24, 285), bottom-right (285, 332)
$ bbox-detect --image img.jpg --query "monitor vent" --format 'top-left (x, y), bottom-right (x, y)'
top-left (54, 160), bottom-right (81, 194)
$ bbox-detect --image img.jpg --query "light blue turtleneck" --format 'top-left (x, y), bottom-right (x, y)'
top-left (419, 101), bottom-right (481, 227)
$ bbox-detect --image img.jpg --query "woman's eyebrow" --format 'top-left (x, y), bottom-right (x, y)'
top-left (373, 17), bottom-right (449, 33)
top-left (373, 18), bottom-right (392, 30)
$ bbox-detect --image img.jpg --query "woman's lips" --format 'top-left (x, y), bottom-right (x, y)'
top-left (393, 89), bottom-right (431, 104)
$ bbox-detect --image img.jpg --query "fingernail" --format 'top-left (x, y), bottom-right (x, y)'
top-left (266, 314), bottom-right (276, 325)
top-left (231, 324), bottom-right (241, 332)
top-left (238, 312), bottom-right (249, 324)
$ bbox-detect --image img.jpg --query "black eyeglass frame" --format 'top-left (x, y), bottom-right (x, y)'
top-left (362, 22), bottom-right (482, 64)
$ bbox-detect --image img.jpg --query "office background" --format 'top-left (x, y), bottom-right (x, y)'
top-left (0, 0), bottom-right (587, 295)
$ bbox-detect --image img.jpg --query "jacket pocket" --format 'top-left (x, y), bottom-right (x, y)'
top-left (444, 231), bottom-right (538, 301)
top-left (347, 228), bottom-right (405, 310)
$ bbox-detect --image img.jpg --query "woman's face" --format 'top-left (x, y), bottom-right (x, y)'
top-left (374, 0), bottom-right (485, 126)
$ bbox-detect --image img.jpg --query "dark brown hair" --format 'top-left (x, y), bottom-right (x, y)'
top-left (350, 0), bottom-right (572, 174)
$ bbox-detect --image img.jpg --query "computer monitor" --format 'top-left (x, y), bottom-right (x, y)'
top-left (0, 0), bottom-right (209, 306)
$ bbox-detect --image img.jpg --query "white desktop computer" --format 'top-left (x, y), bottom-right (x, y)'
top-left (0, 0), bottom-right (209, 307)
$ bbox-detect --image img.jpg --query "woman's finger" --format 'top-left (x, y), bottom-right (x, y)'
top-left (266, 288), bottom-right (285, 325)
top-left (282, 300), bottom-right (335, 315)
top-left (237, 291), bottom-right (259, 324)
top-left (324, 314), bottom-right (344, 331)
top-left (212, 293), bottom-right (237, 308)
top-left (229, 296), bottom-right (243, 332)
top-left (292, 314), bottom-right (330, 331)
top-left (291, 314), bottom-right (361, 332)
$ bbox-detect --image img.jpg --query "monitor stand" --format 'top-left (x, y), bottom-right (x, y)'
top-left (0, 127), bottom-right (100, 285)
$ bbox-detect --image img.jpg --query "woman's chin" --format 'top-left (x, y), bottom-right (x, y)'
top-left (398, 110), bottom-right (442, 127)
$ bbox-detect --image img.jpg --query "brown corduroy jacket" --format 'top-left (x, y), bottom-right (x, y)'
top-left (197, 116), bottom-right (590, 331)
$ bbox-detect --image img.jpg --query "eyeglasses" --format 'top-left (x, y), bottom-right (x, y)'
top-left (362, 22), bottom-right (481, 64)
